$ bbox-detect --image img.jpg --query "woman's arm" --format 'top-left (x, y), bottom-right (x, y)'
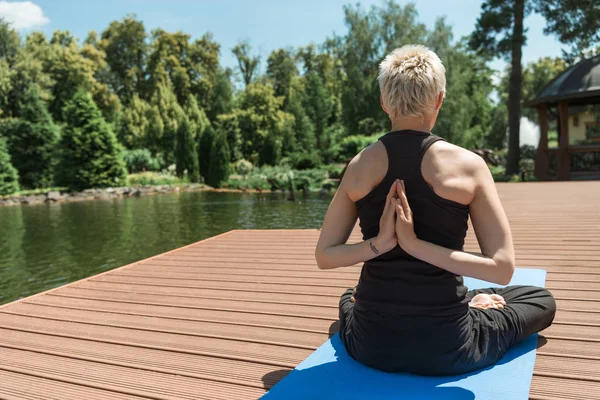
top-left (395, 159), bottom-right (515, 285)
top-left (315, 173), bottom-right (399, 270)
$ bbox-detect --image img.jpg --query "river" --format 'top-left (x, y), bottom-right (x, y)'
top-left (0, 191), bottom-right (333, 305)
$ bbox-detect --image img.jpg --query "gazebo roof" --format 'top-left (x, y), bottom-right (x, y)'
top-left (526, 54), bottom-right (600, 106)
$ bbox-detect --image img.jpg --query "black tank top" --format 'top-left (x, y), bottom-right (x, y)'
top-left (353, 129), bottom-right (470, 316)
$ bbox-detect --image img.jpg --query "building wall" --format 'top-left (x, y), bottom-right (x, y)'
top-left (569, 111), bottom-right (597, 145)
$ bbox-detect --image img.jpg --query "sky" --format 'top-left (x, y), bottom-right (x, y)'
top-left (1, 0), bottom-right (567, 77)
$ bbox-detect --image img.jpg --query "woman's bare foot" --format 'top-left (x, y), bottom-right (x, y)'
top-left (469, 293), bottom-right (506, 310)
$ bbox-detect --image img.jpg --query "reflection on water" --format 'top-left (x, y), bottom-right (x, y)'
top-left (0, 191), bottom-right (332, 305)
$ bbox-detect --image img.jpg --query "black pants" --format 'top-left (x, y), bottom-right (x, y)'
top-left (338, 285), bottom-right (556, 376)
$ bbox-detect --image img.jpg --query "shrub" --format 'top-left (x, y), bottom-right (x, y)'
top-left (337, 134), bottom-right (380, 162)
top-left (234, 159), bottom-right (253, 176)
top-left (287, 151), bottom-right (322, 170)
top-left (56, 90), bottom-right (127, 191)
top-left (520, 145), bottom-right (536, 160)
top-left (127, 172), bottom-right (183, 186)
top-left (123, 149), bottom-right (161, 173)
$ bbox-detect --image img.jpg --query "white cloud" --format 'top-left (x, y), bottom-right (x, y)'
top-left (520, 117), bottom-right (540, 148)
top-left (0, 1), bottom-right (49, 30)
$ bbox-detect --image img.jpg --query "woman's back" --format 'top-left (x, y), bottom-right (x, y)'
top-left (352, 130), bottom-right (470, 316)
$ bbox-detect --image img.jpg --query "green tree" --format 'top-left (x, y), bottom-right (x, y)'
top-left (500, 56), bottom-right (568, 121)
top-left (486, 104), bottom-right (508, 150)
top-left (3, 88), bottom-right (60, 188)
top-left (149, 79), bottom-right (184, 164)
top-left (302, 71), bottom-right (332, 148)
top-left (471, 0), bottom-right (600, 175)
top-left (0, 18), bottom-right (20, 64)
top-left (208, 67), bottom-right (234, 121)
top-left (198, 125), bottom-right (215, 183)
top-left (207, 128), bottom-right (230, 187)
top-left (56, 90), bottom-right (127, 190)
top-left (232, 41), bottom-right (260, 87)
top-left (5, 32), bottom-right (53, 118)
top-left (337, 2), bottom-right (427, 133)
top-left (175, 116), bottom-right (199, 182)
top-left (0, 137), bottom-right (19, 195)
top-left (266, 48), bottom-right (298, 107)
top-left (99, 15), bottom-right (147, 104)
top-left (234, 82), bottom-right (294, 165)
top-left (145, 30), bottom-right (220, 108)
top-left (183, 94), bottom-right (210, 139)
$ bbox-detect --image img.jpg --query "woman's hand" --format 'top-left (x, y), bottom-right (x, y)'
top-left (371, 180), bottom-right (398, 255)
top-left (394, 180), bottom-right (418, 251)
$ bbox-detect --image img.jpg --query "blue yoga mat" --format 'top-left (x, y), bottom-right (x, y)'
top-left (264, 268), bottom-right (546, 400)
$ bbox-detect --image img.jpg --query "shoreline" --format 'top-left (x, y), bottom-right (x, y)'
top-left (0, 184), bottom-right (322, 207)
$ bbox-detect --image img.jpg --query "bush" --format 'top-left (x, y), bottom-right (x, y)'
top-left (224, 166), bottom-right (329, 192)
top-left (357, 118), bottom-right (385, 136)
top-left (56, 90), bottom-right (127, 191)
top-left (520, 145), bottom-right (536, 160)
top-left (337, 134), bottom-right (380, 162)
top-left (123, 149), bottom-right (161, 173)
top-left (234, 159), bottom-right (253, 176)
top-left (0, 138), bottom-right (20, 195)
top-left (127, 172), bottom-right (183, 186)
top-left (520, 158), bottom-right (535, 181)
top-left (287, 151), bottom-right (322, 170)
top-left (322, 164), bottom-right (346, 180)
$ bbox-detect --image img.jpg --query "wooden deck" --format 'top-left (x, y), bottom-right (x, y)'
top-left (0, 181), bottom-right (599, 399)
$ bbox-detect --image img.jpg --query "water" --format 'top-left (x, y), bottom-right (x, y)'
top-left (0, 191), bottom-right (333, 305)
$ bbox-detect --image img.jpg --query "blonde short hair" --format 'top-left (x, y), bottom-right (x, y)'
top-left (378, 45), bottom-right (446, 118)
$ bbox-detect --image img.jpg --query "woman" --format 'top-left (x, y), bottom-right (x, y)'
top-left (315, 45), bottom-right (556, 376)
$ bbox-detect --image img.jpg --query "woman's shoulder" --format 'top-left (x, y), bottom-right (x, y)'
top-left (422, 141), bottom-right (488, 206)
top-left (344, 141), bottom-right (388, 203)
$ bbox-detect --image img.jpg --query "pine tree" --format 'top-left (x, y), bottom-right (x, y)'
top-left (56, 89), bottom-right (127, 191)
top-left (175, 116), bottom-right (199, 183)
top-left (207, 129), bottom-right (230, 187)
top-left (0, 137), bottom-right (19, 195)
top-left (198, 125), bottom-right (215, 184)
top-left (3, 88), bottom-right (60, 188)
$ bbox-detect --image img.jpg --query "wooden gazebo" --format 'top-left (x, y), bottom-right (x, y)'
top-left (526, 55), bottom-right (600, 180)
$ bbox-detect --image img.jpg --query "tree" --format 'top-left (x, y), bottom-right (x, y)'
top-left (233, 82), bottom-right (294, 165)
top-left (0, 18), bottom-right (20, 64)
top-left (175, 116), bottom-right (199, 182)
top-left (5, 32), bottom-right (53, 118)
top-left (149, 79), bottom-right (184, 164)
top-left (198, 125), bottom-right (215, 183)
top-left (337, 2), bottom-right (427, 133)
top-left (232, 41), bottom-right (260, 87)
top-left (3, 88), bottom-right (60, 188)
top-left (0, 137), bottom-right (19, 195)
top-left (499, 56), bottom-right (567, 121)
top-left (302, 71), bottom-right (332, 148)
top-left (145, 30), bottom-right (220, 108)
top-left (99, 15), bottom-right (147, 105)
top-left (207, 128), bottom-right (230, 187)
top-left (471, 0), bottom-right (600, 175)
top-left (266, 48), bottom-right (298, 107)
top-left (56, 90), bottom-right (127, 190)
top-left (208, 67), bottom-right (234, 121)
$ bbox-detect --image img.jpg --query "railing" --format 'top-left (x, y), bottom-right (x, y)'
top-left (542, 146), bottom-right (600, 179)
top-left (571, 150), bottom-right (600, 173)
